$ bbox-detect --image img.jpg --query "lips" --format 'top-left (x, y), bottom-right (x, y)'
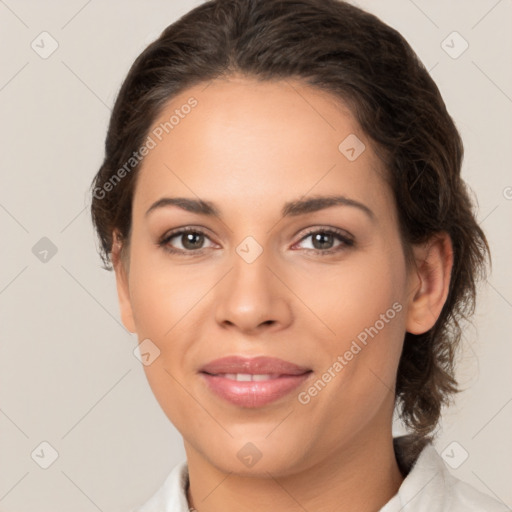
top-left (199, 356), bottom-right (312, 408)
top-left (201, 356), bottom-right (311, 376)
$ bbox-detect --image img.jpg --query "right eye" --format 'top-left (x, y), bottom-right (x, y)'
top-left (158, 227), bottom-right (217, 255)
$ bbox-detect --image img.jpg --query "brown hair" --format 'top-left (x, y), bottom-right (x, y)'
top-left (90, 0), bottom-right (490, 455)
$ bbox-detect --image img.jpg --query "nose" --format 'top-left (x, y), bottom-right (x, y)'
top-left (214, 247), bottom-right (293, 335)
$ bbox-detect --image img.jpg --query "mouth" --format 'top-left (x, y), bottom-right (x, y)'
top-left (199, 356), bottom-right (313, 408)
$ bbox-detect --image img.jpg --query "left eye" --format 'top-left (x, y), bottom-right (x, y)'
top-left (293, 230), bottom-right (354, 252)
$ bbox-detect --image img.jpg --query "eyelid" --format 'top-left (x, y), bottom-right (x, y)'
top-left (159, 225), bottom-right (214, 242)
top-left (294, 225), bottom-right (354, 243)
top-left (291, 226), bottom-right (355, 252)
top-left (158, 225), bottom-right (218, 255)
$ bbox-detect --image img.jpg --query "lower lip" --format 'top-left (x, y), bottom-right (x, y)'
top-left (200, 373), bottom-right (311, 408)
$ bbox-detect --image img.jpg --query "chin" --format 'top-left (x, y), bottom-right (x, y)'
top-left (192, 430), bottom-right (311, 477)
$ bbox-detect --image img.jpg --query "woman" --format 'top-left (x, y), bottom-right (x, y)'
top-left (90, 0), bottom-right (507, 510)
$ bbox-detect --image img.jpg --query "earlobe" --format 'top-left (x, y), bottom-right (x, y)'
top-left (405, 232), bottom-right (454, 335)
top-left (112, 232), bottom-right (136, 334)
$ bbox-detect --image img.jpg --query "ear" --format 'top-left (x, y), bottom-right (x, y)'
top-left (112, 231), bottom-right (136, 333)
top-left (405, 232), bottom-right (454, 335)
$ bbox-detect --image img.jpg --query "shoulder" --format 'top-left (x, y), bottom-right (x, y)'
top-left (386, 438), bottom-right (510, 512)
top-left (447, 475), bottom-right (510, 511)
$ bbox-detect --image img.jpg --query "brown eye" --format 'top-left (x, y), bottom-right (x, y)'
top-left (310, 232), bottom-right (336, 250)
top-left (159, 228), bottom-right (216, 255)
top-left (179, 232), bottom-right (205, 250)
top-left (294, 228), bottom-right (354, 254)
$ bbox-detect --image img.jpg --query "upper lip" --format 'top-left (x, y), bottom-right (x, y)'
top-left (200, 356), bottom-right (311, 376)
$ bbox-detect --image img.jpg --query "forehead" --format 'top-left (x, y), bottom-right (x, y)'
top-left (133, 76), bottom-right (391, 219)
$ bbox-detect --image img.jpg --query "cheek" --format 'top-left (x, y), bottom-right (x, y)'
top-left (127, 243), bottom-right (201, 338)
top-left (314, 242), bottom-right (408, 389)
top-left (127, 255), bottom-right (201, 427)
top-left (314, 252), bottom-right (406, 342)
top-left (128, 274), bottom-right (169, 339)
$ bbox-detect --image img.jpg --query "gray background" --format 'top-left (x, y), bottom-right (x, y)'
top-left (0, 0), bottom-right (511, 510)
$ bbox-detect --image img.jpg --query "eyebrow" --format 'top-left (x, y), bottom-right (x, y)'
top-left (281, 195), bottom-right (374, 220)
top-left (145, 197), bottom-right (220, 217)
top-left (145, 195), bottom-right (375, 221)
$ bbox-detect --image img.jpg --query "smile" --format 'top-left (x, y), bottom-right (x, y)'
top-left (199, 356), bottom-right (312, 408)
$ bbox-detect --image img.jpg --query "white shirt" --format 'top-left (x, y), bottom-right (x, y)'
top-left (132, 441), bottom-right (509, 511)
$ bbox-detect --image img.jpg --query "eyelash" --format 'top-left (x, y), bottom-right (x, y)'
top-left (158, 226), bottom-right (355, 256)
top-left (295, 227), bottom-right (355, 255)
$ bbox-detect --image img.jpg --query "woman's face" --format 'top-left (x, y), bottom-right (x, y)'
top-left (115, 76), bottom-right (421, 476)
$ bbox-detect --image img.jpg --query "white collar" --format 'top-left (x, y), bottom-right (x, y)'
top-left (133, 440), bottom-right (508, 512)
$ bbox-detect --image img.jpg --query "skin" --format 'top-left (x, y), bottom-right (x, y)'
top-left (112, 75), bottom-right (453, 512)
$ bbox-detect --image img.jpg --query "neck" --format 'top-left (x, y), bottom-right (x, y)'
top-left (185, 430), bottom-right (403, 512)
